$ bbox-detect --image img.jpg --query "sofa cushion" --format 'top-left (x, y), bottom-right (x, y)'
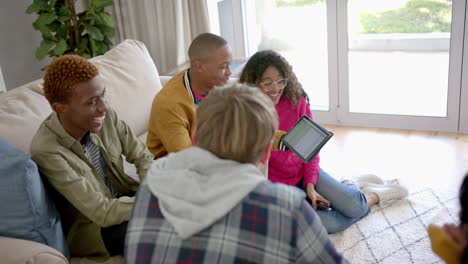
top-left (0, 138), bottom-right (69, 258)
top-left (0, 86), bottom-right (52, 153)
top-left (90, 39), bottom-right (162, 137)
top-left (0, 236), bottom-right (68, 264)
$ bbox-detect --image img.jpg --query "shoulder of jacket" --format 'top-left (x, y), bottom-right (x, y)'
top-left (30, 120), bottom-right (58, 154)
top-left (249, 181), bottom-right (305, 211)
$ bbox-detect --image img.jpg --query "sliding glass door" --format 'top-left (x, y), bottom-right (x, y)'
top-left (212, 0), bottom-right (467, 132)
top-left (337, 0), bottom-right (465, 132)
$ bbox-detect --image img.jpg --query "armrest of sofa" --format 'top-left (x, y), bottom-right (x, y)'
top-left (159, 75), bottom-right (171, 86)
top-left (0, 236), bottom-right (68, 264)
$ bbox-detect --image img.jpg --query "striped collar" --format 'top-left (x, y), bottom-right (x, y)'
top-left (183, 69), bottom-right (205, 105)
top-left (183, 69), bottom-right (197, 105)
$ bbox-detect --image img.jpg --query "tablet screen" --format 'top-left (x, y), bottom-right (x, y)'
top-left (281, 115), bottom-right (333, 162)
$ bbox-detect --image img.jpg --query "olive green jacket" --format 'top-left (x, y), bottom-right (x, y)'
top-left (30, 108), bottom-right (153, 261)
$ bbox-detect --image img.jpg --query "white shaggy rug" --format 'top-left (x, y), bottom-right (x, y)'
top-left (330, 188), bottom-right (459, 264)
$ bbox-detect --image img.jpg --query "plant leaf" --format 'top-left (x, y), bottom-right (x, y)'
top-left (36, 12), bottom-right (57, 26)
top-left (56, 24), bottom-right (69, 39)
top-left (93, 40), bottom-right (103, 55)
top-left (35, 40), bottom-right (54, 60)
top-left (52, 39), bottom-right (68, 56)
top-left (97, 24), bottom-right (115, 38)
top-left (99, 43), bottom-right (108, 55)
top-left (47, 21), bottom-right (60, 31)
top-left (26, 3), bottom-right (42, 14)
top-left (78, 37), bottom-right (89, 53)
top-left (33, 20), bottom-right (46, 30)
top-left (103, 37), bottom-right (113, 46)
top-left (90, 37), bottom-right (97, 57)
top-left (95, 0), bottom-right (113, 10)
top-left (95, 40), bottom-right (109, 55)
top-left (81, 13), bottom-right (97, 22)
top-left (57, 7), bottom-right (72, 22)
top-left (28, 0), bottom-right (50, 13)
top-left (98, 12), bottom-right (113, 26)
top-left (85, 25), bottom-right (104, 41)
top-left (35, 24), bottom-right (56, 41)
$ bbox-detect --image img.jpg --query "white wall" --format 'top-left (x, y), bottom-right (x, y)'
top-left (0, 0), bottom-right (48, 90)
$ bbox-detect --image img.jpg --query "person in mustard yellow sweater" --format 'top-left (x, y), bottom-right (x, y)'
top-left (147, 33), bottom-right (285, 159)
top-left (146, 33), bottom-right (231, 159)
top-left (429, 173), bottom-right (468, 264)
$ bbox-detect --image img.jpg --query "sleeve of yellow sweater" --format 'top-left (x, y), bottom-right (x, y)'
top-left (428, 225), bottom-right (462, 264)
top-left (273, 130), bottom-right (287, 151)
top-left (149, 100), bottom-right (193, 154)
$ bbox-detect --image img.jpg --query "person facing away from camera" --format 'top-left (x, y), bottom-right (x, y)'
top-left (239, 50), bottom-right (409, 233)
top-left (145, 33), bottom-right (287, 161)
top-left (30, 55), bottom-right (153, 261)
top-left (125, 84), bottom-right (347, 264)
top-left (429, 172), bottom-right (468, 264)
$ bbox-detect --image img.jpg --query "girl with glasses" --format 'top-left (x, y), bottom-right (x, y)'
top-left (239, 50), bottom-right (408, 233)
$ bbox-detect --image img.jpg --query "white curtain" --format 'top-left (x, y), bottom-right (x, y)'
top-left (112, 0), bottom-right (210, 74)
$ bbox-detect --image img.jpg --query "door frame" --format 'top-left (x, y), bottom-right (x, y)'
top-left (458, 0), bottom-right (468, 133)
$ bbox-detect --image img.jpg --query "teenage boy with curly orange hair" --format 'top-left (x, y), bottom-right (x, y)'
top-left (30, 55), bottom-right (153, 261)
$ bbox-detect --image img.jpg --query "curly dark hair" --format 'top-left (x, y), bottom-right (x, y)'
top-left (239, 50), bottom-right (309, 107)
top-left (43, 55), bottom-right (98, 105)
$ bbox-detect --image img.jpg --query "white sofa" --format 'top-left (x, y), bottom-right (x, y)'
top-left (0, 40), bottom-right (170, 264)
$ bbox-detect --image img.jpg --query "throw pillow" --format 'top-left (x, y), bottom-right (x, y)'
top-left (90, 39), bottom-right (163, 137)
top-left (0, 137), bottom-right (69, 258)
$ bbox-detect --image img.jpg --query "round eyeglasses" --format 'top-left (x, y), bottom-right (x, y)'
top-left (259, 78), bottom-right (288, 91)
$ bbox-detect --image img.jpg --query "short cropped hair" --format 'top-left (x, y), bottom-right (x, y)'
top-left (196, 83), bottom-right (278, 164)
top-left (188, 33), bottom-right (227, 62)
top-left (43, 55), bottom-right (98, 105)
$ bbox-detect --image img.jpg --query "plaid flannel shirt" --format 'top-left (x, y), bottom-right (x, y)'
top-left (125, 180), bottom-right (347, 264)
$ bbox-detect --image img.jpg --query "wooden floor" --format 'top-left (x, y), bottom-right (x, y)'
top-left (320, 125), bottom-right (468, 195)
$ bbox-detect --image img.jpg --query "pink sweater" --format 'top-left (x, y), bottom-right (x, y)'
top-left (268, 97), bottom-right (321, 187)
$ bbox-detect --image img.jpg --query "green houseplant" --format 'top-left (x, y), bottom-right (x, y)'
top-left (26, 0), bottom-right (115, 61)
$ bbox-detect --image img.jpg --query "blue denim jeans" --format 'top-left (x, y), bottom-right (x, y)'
top-left (296, 169), bottom-right (371, 233)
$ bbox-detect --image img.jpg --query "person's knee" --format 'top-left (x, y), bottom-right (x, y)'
top-left (346, 201), bottom-right (371, 219)
top-left (335, 188), bottom-right (370, 218)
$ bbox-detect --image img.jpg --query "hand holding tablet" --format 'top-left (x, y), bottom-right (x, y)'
top-left (281, 115), bottom-right (333, 163)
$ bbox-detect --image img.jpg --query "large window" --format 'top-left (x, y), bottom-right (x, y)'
top-left (347, 0), bottom-right (451, 117)
top-left (242, 0), bottom-right (330, 111)
top-left (211, 0), bottom-right (468, 132)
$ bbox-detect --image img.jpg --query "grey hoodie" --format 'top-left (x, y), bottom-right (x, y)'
top-left (146, 147), bottom-right (266, 239)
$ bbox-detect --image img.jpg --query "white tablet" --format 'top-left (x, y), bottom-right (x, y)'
top-left (281, 115), bottom-right (333, 163)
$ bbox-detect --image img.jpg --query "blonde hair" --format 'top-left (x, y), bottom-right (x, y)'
top-left (196, 83), bottom-right (278, 164)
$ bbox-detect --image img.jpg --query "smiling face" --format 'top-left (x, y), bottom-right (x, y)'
top-left (258, 66), bottom-right (285, 104)
top-left (200, 45), bottom-right (233, 91)
top-left (54, 75), bottom-right (108, 140)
